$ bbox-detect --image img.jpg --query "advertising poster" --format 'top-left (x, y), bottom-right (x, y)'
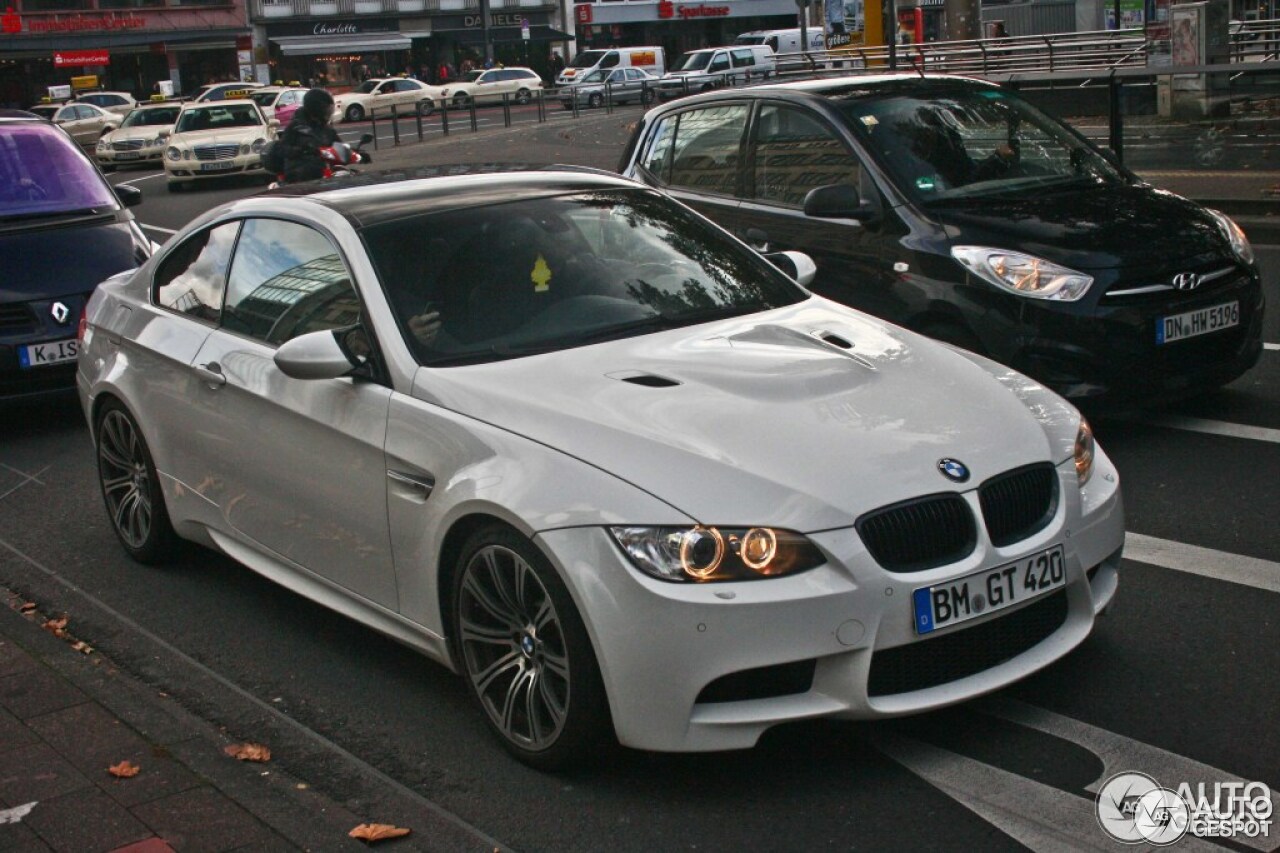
top-left (1104, 0), bottom-right (1145, 29)
top-left (825, 0), bottom-right (851, 47)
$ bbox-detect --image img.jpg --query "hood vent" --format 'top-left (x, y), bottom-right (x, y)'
top-left (815, 331), bottom-right (853, 350)
top-left (608, 371), bottom-right (681, 388)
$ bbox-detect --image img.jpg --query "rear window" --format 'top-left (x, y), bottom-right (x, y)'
top-left (0, 123), bottom-right (117, 218)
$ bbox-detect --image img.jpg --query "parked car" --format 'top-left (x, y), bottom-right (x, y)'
top-left (619, 75), bottom-right (1264, 410)
top-left (1, 110), bottom-right (149, 401)
top-left (430, 67), bottom-right (543, 109)
top-left (333, 78), bottom-right (435, 123)
top-left (559, 68), bottom-right (658, 109)
top-left (26, 102), bottom-right (63, 120)
top-left (76, 91), bottom-right (137, 116)
top-left (555, 46), bottom-right (666, 86)
top-left (657, 45), bottom-right (776, 100)
top-left (248, 86), bottom-right (308, 121)
top-left (31, 101), bottom-right (120, 146)
top-left (78, 165), bottom-right (1122, 769)
top-left (189, 81), bottom-right (265, 103)
top-left (96, 102), bottom-right (181, 170)
top-left (163, 100), bottom-right (276, 191)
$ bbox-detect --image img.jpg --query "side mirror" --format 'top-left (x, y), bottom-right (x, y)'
top-left (115, 184), bottom-right (143, 207)
top-left (268, 118), bottom-right (279, 129)
top-left (802, 184), bottom-right (877, 222)
top-left (274, 328), bottom-right (360, 380)
top-left (359, 132), bottom-right (374, 146)
top-left (764, 251), bottom-right (817, 288)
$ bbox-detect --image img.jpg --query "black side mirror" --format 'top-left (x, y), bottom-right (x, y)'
top-left (802, 184), bottom-right (876, 222)
top-left (359, 132), bottom-right (374, 146)
top-left (115, 184), bottom-right (143, 207)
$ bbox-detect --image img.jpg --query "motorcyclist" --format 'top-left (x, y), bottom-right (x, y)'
top-left (280, 88), bottom-right (339, 184)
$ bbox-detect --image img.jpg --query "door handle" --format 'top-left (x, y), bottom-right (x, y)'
top-left (387, 469), bottom-right (436, 502)
top-left (193, 361), bottom-right (226, 388)
top-left (744, 228), bottom-right (770, 253)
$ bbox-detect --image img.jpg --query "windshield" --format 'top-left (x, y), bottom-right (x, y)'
top-left (837, 83), bottom-right (1125, 202)
top-left (0, 124), bottom-right (117, 218)
top-left (28, 106), bottom-right (58, 120)
top-left (361, 189), bottom-right (807, 366)
top-left (250, 91), bottom-right (279, 107)
top-left (735, 35), bottom-right (766, 44)
top-left (579, 70), bottom-right (606, 84)
top-left (569, 50), bottom-right (606, 69)
top-left (674, 52), bottom-right (713, 71)
top-left (176, 104), bottom-right (263, 133)
top-left (463, 71), bottom-right (484, 83)
top-left (122, 107), bottom-right (179, 128)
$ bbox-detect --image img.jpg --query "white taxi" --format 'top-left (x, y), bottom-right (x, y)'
top-left (333, 78), bottom-right (435, 123)
top-left (96, 102), bottom-right (181, 170)
top-left (429, 67), bottom-right (544, 109)
top-left (164, 100), bottom-right (276, 192)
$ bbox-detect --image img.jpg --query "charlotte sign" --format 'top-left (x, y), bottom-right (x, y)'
top-left (54, 49), bottom-right (109, 66)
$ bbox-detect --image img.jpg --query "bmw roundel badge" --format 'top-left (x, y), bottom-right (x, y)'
top-left (937, 458), bottom-right (970, 483)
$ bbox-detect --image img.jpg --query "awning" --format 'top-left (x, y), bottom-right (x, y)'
top-left (448, 26), bottom-right (573, 45)
top-left (272, 32), bottom-right (411, 56)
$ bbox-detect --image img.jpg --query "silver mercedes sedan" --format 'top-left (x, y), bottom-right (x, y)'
top-left (77, 167), bottom-right (1124, 769)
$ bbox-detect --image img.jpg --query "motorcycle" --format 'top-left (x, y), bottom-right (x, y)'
top-left (269, 133), bottom-right (374, 189)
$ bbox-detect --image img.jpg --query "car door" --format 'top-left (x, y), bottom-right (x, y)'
top-left (56, 105), bottom-right (91, 144)
top-left (372, 80), bottom-right (398, 112)
top-left (632, 102), bottom-right (747, 228)
top-left (188, 216), bottom-right (399, 608)
top-left (735, 101), bottom-right (894, 315)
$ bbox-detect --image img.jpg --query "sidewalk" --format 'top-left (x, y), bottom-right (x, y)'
top-left (0, 591), bottom-right (497, 851)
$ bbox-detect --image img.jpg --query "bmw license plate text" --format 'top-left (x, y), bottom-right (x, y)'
top-left (201, 161), bottom-right (237, 172)
top-left (913, 545), bottom-right (1065, 635)
top-left (1156, 300), bottom-right (1239, 345)
top-left (19, 338), bottom-right (77, 368)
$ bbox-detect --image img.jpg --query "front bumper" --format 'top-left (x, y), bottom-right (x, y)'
top-left (0, 292), bottom-right (90, 401)
top-left (538, 451), bottom-right (1124, 752)
top-left (165, 155), bottom-right (264, 181)
top-left (97, 147), bottom-right (164, 167)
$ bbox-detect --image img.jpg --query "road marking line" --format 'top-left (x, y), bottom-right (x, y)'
top-left (140, 223), bottom-right (177, 235)
top-left (876, 732), bottom-right (1225, 852)
top-left (978, 698), bottom-right (1279, 852)
top-left (1138, 413), bottom-right (1280, 445)
top-left (0, 802), bottom-right (36, 825)
top-left (113, 173), bottom-right (163, 186)
top-left (0, 465), bottom-right (49, 502)
top-left (1266, 343), bottom-right (1279, 351)
top-left (1125, 531), bottom-right (1280, 593)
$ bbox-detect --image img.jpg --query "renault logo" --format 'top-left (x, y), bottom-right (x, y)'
top-left (1171, 272), bottom-right (1201, 291)
top-left (50, 302), bottom-right (70, 325)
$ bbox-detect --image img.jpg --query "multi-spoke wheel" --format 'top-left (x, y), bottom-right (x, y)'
top-left (96, 400), bottom-right (176, 564)
top-left (345, 104), bottom-right (365, 123)
top-left (452, 526), bottom-right (611, 769)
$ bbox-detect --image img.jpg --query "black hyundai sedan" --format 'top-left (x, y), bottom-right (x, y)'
top-left (0, 109), bottom-right (151, 401)
top-left (618, 75), bottom-right (1263, 410)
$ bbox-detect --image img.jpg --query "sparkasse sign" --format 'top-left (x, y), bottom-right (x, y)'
top-left (54, 49), bottom-right (110, 66)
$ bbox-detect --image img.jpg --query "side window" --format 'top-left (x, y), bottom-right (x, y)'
top-left (731, 49), bottom-right (756, 68)
top-left (708, 53), bottom-right (731, 73)
top-left (666, 105), bottom-right (748, 197)
top-left (154, 221), bottom-right (241, 323)
top-left (222, 219), bottom-right (360, 347)
top-left (751, 104), bottom-right (860, 207)
top-left (639, 114), bottom-right (678, 183)
top-left (600, 51), bottom-right (620, 69)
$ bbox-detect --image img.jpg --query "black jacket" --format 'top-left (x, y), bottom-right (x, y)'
top-left (280, 114), bottom-right (339, 184)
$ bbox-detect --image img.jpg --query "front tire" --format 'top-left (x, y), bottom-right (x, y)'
top-left (417, 100), bottom-right (434, 117)
top-left (515, 87), bottom-right (532, 105)
top-left (587, 92), bottom-right (603, 109)
top-left (452, 525), bottom-right (612, 770)
top-left (345, 104), bottom-right (364, 123)
top-left (453, 93), bottom-right (471, 109)
top-left (96, 400), bottom-right (178, 564)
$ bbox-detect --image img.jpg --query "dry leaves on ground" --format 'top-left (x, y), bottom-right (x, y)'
top-left (42, 616), bottom-right (68, 637)
top-left (223, 742), bottom-right (272, 762)
top-left (349, 823), bottom-right (412, 842)
top-left (108, 760), bottom-right (141, 778)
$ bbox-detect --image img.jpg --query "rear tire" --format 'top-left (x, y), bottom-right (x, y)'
top-left (451, 524), bottom-right (613, 770)
top-left (587, 92), bottom-right (604, 109)
top-left (515, 87), bottom-right (532, 105)
top-left (96, 399), bottom-right (178, 565)
top-left (453, 93), bottom-right (471, 109)
top-left (417, 100), bottom-right (434, 117)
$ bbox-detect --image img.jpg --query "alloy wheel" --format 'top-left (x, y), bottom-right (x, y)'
top-left (98, 409), bottom-right (154, 550)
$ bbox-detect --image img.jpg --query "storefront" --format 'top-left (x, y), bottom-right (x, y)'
top-left (572, 0), bottom-right (800, 60)
top-left (0, 7), bottom-right (248, 107)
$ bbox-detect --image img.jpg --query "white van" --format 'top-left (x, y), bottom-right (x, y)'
top-left (656, 45), bottom-right (775, 100)
top-left (556, 47), bottom-right (665, 86)
top-left (734, 28), bottom-right (825, 55)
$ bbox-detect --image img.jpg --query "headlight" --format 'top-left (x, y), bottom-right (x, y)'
top-left (239, 143), bottom-right (250, 155)
top-left (609, 526), bottom-right (825, 582)
top-left (96, 138), bottom-right (108, 151)
top-left (1074, 418), bottom-right (1094, 486)
top-left (166, 146), bottom-right (181, 161)
top-left (250, 137), bottom-right (266, 153)
top-left (952, 246), bottom-right (1093, 302)
top-left (150, 136), bottom-right (166, 147)
top-left (1209, 209), bottom-right (1255, 265)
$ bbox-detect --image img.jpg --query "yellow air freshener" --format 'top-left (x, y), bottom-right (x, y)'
top-left (531, 254), bottom-right (552, 292)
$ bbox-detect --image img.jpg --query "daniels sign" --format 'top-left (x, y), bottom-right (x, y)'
top-left (54, 49), bottom-right (109, 66)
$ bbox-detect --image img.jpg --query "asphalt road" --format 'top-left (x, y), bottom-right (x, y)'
top-left (2, 108), bottom-right (1278, 851)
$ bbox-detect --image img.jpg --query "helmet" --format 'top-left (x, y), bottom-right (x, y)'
top-left (301, 87), bottom-right (335, 120)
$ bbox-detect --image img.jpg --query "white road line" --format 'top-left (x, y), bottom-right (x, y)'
top-left (1124, 531), bottom-right (1280, 594)
top-left (978, 698), bottom-right (1279, 852)
top-left (1138, 413), bottom-right (1280, 445)
top-left (876, 732), bottom-right (1225, 852)
top-left (140, 223), bottom-right (177, 235)
top-left (1266, 343), bottom-right (1280, 351)
top-left (113, 173), bottom-right (164, 187)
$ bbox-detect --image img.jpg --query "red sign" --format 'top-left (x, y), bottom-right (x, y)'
top-left (574, 4), bottom-right (592, 24)
top-left (26, 15), bottom-right (145, 34)
top-left (54, 49), bottom-right (109, 66)
top-left (675, 4), bottom-right (730, 17)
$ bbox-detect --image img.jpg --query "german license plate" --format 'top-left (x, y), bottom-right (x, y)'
top-left (1156, 300), bottom-right (1239, 344)
top-left (201, 161), bottom-right (237, 172)
top-left (114, 151), bottom-right (141, 161)
top-left (912, 545), bottom-right (1065, 635)
top-left (19, 338), bottom-right (77, 368)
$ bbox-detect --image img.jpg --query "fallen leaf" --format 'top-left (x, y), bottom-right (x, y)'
top-left (108, 761), bottom-right (140, 778)
top-left (19, 602), bottom-right (35, 613)
top-left (349, 823), bottom-right (411, 842)
top-left (70, 641), bottom-right (93, 655)
top-left (42, 616), bottom-right (68, 637)
top-left (223, 743), bottom-right (272, 762)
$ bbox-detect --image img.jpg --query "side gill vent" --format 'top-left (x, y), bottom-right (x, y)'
top-left (820, 333), bottom-right (853, 349)
top-left (610, 372), bottom-right (681, 388)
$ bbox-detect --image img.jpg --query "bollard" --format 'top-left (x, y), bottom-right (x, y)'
top-left (536, 88), bottom-right (546, 123)
top-left (1108, 74), bottom-right (1124, 165)
top-left (502, 93), bottom-right (512, 128)
top-left (414, 105), bottom-right (423, 141)
top-left (439, 98), bottom-right (449, 136)
top-left (605, 81), bottom-right (613, 114)
top-left (368, 113), bottom-right (378, 150)
top-left (468, 97), bottom-right (478, 132)
top-left (390, 105), bottom-right (401, 145)
top-left (571, 86), bottom-right (580, 118)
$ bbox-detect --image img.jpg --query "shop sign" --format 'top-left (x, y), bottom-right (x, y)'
top-left (268, 19), bottom-right (399, 37)
top-left (658, 2), bottom-right (731, 18)
top-left (16, 14), bottom-right (146, 34)
top-left (433, 12), bottom-right (549, 30)
top-left (575, 4), bottom-right (592, 23)
top-left (53, 49), bottom-right (108, 66)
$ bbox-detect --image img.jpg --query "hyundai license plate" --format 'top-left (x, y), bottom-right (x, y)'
top-left (19, 338), bottom-right (77, 368)
top-left (1156, 301), bottom-right (1239, 344)
top-left (201, 161), bottom-right (237, 172)
top-left (912, 545), bottom-right (1065, 635)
